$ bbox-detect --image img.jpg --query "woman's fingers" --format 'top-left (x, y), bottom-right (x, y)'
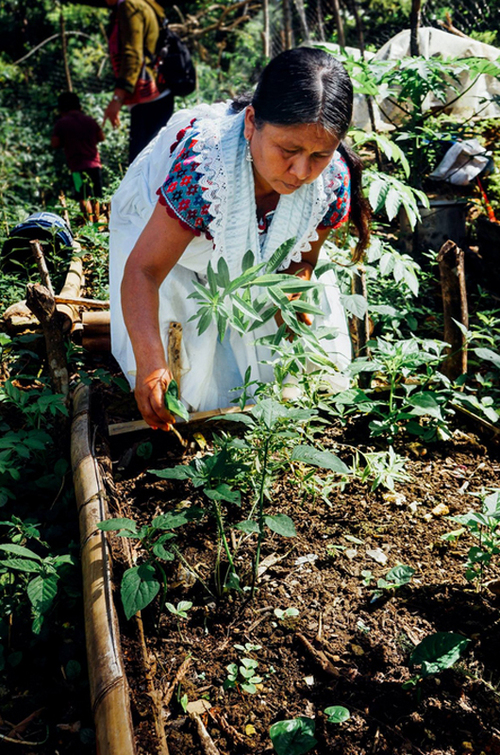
top-left (135, 368), bottom-right (176, 431)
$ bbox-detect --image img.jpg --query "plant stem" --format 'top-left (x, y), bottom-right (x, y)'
top-left (252, 434), bottom-right (270, 598)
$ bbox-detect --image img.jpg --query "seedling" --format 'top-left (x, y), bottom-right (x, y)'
top-left (224, 644), bottom-right (263, 695)
top-left (97, 507), bottom-right (204, 619)
top-left (403, 631), bottom-right (470, 691)
top-left (371, 564), bottom-right (415, 599)
top-left (324, 706), bottom-right (351, 724)
top-left (444, 489), bottom-right (500, 587)
top-left (274, 607), bottom-right (300, 621)
top-left (164, 380), bottom-right (189, 422)
top-left (269, 717), bottom-right (317, 755)
top-left (166, 601), bottom-right (192, 641)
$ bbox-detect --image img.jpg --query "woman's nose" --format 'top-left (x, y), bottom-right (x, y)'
top-left (289, 155), bottom-right (311, 182)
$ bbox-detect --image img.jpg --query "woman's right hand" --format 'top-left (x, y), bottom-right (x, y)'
top-left (134, 367), bottom-right (176, 431)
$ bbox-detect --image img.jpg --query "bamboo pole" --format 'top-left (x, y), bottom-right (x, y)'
top-left (262, 0), bottom-right (270, 57)
top-left (56, 244), bottom-right (84, 334)
top-left (71, 384), bottom-right (136, 755)
top-left (55, 295), bottom-right (109, 309)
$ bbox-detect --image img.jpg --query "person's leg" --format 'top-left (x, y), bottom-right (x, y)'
top-left (129, 93), bottom-right (175, 164)
top-left (88, 167), bottom-right (103, 223)
top-left (73, 171), bottom-right (92, 222)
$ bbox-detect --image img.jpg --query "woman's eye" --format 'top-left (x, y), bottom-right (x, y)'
top-left (282, 148), bottom-right (297, 155)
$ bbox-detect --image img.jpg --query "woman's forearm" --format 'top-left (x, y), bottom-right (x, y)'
top-left (121, 262), bottom-right (167, 373)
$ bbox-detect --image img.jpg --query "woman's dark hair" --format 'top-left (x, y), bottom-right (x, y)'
top-left (232, 48), bottom-right (371, 259)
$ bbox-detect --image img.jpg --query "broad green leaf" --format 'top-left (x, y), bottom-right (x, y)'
top-left (164, 380), bottom-right (190, 422)
top-left (483, 491), bottom-right (500, 519)
top-left (152, 542), bottom-right (175, 561)
top-left (152, 507), bottom-right (204, 529)
top-left (269, 717), bottom-right (317, 755)
top-left (121, 564), bottom-right (160, 620)
top-left (339, 293), bottom-right (368, 319)
top-left (0, 543), bottom-right (42, 560)
top-left (410, 632), bottom-right (470, 677)
top-left (324, 706), bottom-right (351, 724)
top-left (151, 463), bottom-right (195, 480)
top-left (97, 518), bottom-right (138, 533)
top-left (205, 484), bottom-right (241, 505)
top-left (407, 392), bottom-right (442, 419)
top-left (264, 514), bottom-right (296, 538)
top-left (474, 347), bottom-right (500, 370)
top-left (27, 574), bottom-right (59, 614)
top-left (234, 520), bottom-right (260, 534)
top-left (0, 558), bottom-right (43, 573)
top-left (291, 445), bottom-right (350, 475)
top-left (252, 399), bottom-right (290, 429)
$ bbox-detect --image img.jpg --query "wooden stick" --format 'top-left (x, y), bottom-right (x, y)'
top-left (30, 240), bottom-right (54, 296)
top-left (296, 633), bottom-right (341, 678)
top-left (163, 656), bottom-right (192, 708)
top-left (108, 404), bottom-right (253, 437)
top-left (438, 240), bottom-right (468, 380)
top-left (189, 711), bottom-right (221, 755)
top-left (26, 283), bottom-right (69, 402)
top-left (167, 322), bottom-right (183, 389)
top-left (54, 295), bottom-right (109, 309)
top-left (57, 247), bottom-right (84, 334)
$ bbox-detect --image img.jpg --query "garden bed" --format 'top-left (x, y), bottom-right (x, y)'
top-left (84, 380), bottom-right (500, 755)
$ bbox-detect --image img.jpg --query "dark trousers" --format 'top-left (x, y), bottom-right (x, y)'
top-left (129, 92), bottom-right (175, 164)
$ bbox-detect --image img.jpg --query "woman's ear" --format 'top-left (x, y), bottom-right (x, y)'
top-left (244, 106), bottom-right (257, 141)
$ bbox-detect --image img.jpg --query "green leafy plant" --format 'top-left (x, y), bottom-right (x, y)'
top-left (324, 706), bottom-right (351, 724)
top-left (269, 716), bottom-right (317, 755)
top-left (97, 507), bottom-right (203, 619)
top-left (444, 489), bottom-right (500, 586)
top-left (371, 564), bottom-right (415, 600)
top-left (403, 631), bottom-right (470, 690)
top-left (224, 643), bottom-right (263, 694)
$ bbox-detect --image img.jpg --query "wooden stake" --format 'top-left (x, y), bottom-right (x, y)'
top-left (26, 283), bottom-right (69, 402)
top-left (331, 0), bottom-right (345, 47)
top-left (167, 321), bottom-right (183, 390)
top-left (30, 240), bottom-right (54, 296)
top-left (60, 10), bottom-right (73, 91)
top-left (438, 240), bottom-right (468, 380)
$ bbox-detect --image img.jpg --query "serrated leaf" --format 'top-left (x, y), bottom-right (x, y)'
top-left (27, 574), bottom-right (59, 614)
top-left (265, 238), bottom-right (296, 272)
top-left (0, 558), bottom-right (43, 573)
top-left (291, 445), bottom-right (350, 475)
top-left (264, 514), bottom-right (296, 537)
top-left (0, 543), bottom-right (42, 560)
top-left (121, 564), bottom-right (160, 619)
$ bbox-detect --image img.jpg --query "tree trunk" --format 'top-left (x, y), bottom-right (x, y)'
top-left (410, 0), bottom-right (422, 56)
top-left (60, 10), bottom-right (73, 91)
top-left (438, 240), bottom-right (468, 380)
top-left (282, 0), bottom-right (293, 50)
top-left (331, 0), bottom-right (345, 48)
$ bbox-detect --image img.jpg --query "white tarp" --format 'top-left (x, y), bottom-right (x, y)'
top-left (313, 28), bottom-right (500, 129)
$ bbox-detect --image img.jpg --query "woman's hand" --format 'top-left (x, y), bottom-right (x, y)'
top-left (134, 366), bottom-right (176, 431)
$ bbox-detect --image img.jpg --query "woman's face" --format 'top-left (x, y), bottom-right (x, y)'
top-left (244, 106), bottom-right (340, 196)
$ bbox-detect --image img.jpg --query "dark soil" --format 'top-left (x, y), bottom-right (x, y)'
top-left (96, 389), bottom-right (500, 755)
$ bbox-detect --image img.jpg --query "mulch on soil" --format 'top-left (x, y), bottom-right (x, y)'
top-left (96, 397), bottom-right (500, 755)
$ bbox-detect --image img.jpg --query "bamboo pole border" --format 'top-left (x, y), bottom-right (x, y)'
top-left (71, 383), bottom-right (136, 755)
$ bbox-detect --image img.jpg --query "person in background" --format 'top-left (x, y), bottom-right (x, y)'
top-left (51, 91), bottom-right (105, 223)
top-left (102, 0), bottom-right (174, 163)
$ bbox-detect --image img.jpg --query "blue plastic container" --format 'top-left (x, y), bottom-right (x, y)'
top-left (2, 212), bottom-right (73, 270)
